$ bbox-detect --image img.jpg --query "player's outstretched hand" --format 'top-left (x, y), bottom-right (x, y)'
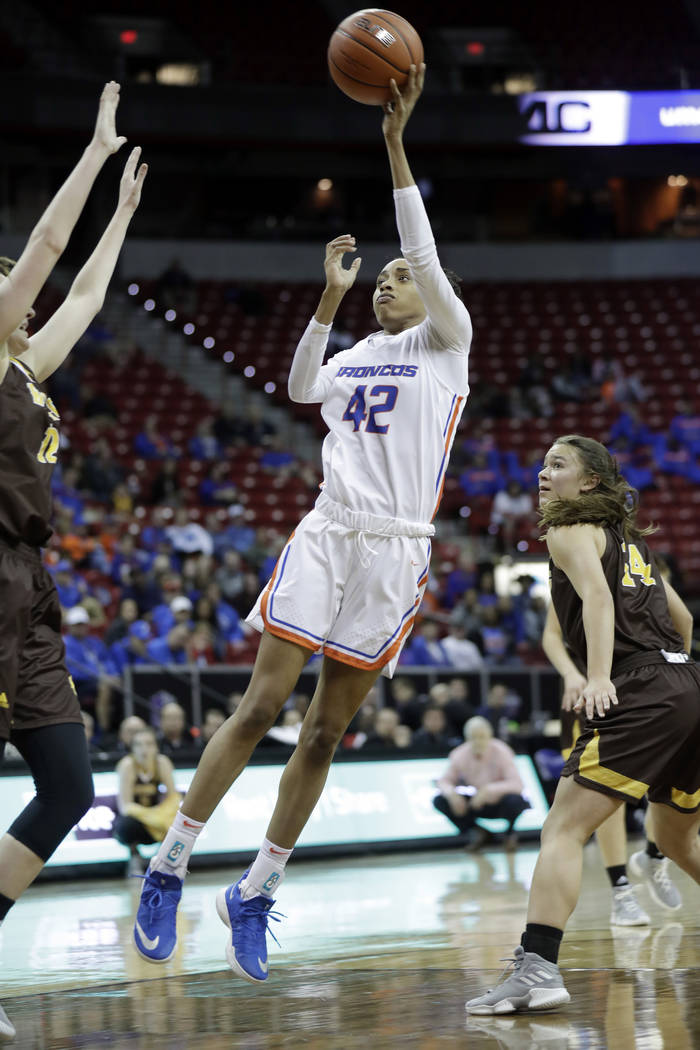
top-left (118, 147), bottom-right (148, 212)
top-left (91, 81), bottom-right (128, 156)
top-left (575, 675), bottom-right (618, 720)
top-left (382, 62), bottom-right (426, 139)
top-left (324, 234), bottom-right (362, 294)
top-left (562, 670), bottom-right (587, 712)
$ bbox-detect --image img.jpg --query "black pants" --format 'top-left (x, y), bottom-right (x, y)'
top-left (433, 792), bottom-right (529, 835)
top-left (1, 723), bottom-right (94, 861)
top-left (112, 815), bottom-right (156, 848)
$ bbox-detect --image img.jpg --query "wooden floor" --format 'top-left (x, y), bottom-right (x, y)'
top-left (2, 839), bottom-right (698, 1048)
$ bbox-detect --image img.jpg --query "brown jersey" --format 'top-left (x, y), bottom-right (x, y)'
top-left (0, 355), bottom-right (60, 546)
top-left (550, 523), bottom-right (685, 678)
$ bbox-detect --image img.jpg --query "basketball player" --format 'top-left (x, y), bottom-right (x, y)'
top-left (0, 85), bottom-right (146, 1042)
top-left (114, 727), bottom-right (180, 877)
top-left (133, 63), bottom-right (472, 981)
top-left (467, 435), bottom-right (698, 1014)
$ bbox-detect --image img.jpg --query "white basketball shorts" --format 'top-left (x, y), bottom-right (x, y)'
top-left (246, 498), bottom-right (432, 677)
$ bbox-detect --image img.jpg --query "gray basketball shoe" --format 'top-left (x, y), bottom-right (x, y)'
top-left (629, 851), bottom-right (682, 910)
top-left (610, 884), bottom-right (650, 926)
top-left (466, 946), bottom-right (571, 1014)
top-left (0, 1001), bottom-right (15, 1042)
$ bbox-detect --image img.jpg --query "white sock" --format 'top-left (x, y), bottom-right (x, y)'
top-left (240, 838), bottom-right (293, 899)
top-left (150, 810), bottom-right (205, 879)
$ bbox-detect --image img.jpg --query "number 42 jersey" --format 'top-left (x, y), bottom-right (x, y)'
top-left (289, 185), bottom-right (472, 526)
top-left (0, 354), bottom-right (60, 545)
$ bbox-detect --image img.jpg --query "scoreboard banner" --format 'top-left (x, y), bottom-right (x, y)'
top-left (518, 90), bottom-right (700, 146)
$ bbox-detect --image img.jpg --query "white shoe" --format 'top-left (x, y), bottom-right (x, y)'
top-left (610, 884), bottom-right (650, 926)
top-left (629, 850), bottom-right (682, 910)
top-left (611, 926), bottom-right (650, 969)
top-left (0, 1002), bottom-right (15, 1042)
top-left (651, 922), bottom-right (683, 969)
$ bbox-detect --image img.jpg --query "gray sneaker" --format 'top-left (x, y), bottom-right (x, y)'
top-left (0, 1002), bottom-right (15, 1042)
top-left (610, 884), bottom-right (650, 926)
top-left (466, 946), bottom-right (571, 1014)
top-left (629, 850), bottom-right (682, 910)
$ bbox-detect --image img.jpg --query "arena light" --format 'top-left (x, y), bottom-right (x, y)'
top-left (317, 178), bottom-right (333, 192)
top-left (143, 299), bottom-right (155, 311)
top-left (183, 322), bottom-right (195, 335)
top-left (203, 336), bottom-right (215, 349)
top-left (244, 366), bottom-right (256, 378)
top-left (223, 351), bottom-right (234, 363)
top-left (127, 283), bottom-right (139, 296)
top-left (164, 309), bottom-right (176, 322)
top-left (120, 29), bottom-right (138, 45)
top-left (264, 382), bottom-right (276, 394)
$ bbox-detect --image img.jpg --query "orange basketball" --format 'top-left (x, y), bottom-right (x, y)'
top-left (327, 9), bottom-right (423, 106)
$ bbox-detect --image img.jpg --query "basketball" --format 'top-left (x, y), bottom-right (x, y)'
top-left (327, 9), bottom-right (424, 106)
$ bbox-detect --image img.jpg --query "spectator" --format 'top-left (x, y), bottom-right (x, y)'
top-left (80, 382), bottom-right (117, 428)
top-left (476, 682), bottom-right (523, 737)
top-left (475, 606), bottom-right (516, 664)
top-left (113, 726), bottom-right (181, 876)
top-left (412, 705), bottom-right (455, 752)
top-left (110, 620), bottom-right (152, 674)
top-left (146, 624), bottom-right (191, 666)
top-left (198, 461), bottom-right (239, 507)
top-left (360, 707), bottom-right (406, 752)
top-left (669, 399), bottom-right (700, 455)
top-left (189, 418), bottom-right (223, 461)
top-left (114, 715), bottom-right (148, 756)
top-left (212, 402), bottom-right (240, 447)
top-left (433, 716), bottom-right (529, 851)
top-left (166, 507), bottom-right (214, 558)
top-left (238, 403), bottom-right (276, 448)
top-left (427, 680), bottom-right (475, 740)
top-left (104, 598), bottom-right (140, 646)
top-left (52, 559), bottom-right (86, 609)
top-left (156, 700), bottom-right (198, 759)
top-left (459, 452), bottom-right (503, 499)
top-left (79, 436), bottom-right (124, 501)
top-left (440, 624), bottom-right (484, 670)
top-left (214, 549), bottom-right (247, 603)
top-left (388, 676), bottom-right (426, 731)
top-left (52, 466), bottom-right (87, 527)
top-left (490, 480), bottom-right (534, 553)
top-left (401, 621), bottom-right (450, 667)
top-left (62, 605), bottom-right (118, 734)
top-left (200, 708), bottom-right (226, 747)
top-left (609, 403), bottom-right (655, 450)
top-left (134, 416), bottom-right (178, 460)
top-left (151, 588), bottom-right (191, 637)
top-left (441, 549), bottom-right (477, 611)
top-left (150, 457), bottom-right (181, 505)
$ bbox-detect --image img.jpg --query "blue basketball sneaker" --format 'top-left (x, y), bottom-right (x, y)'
top-left (133, 868), bottom-right (183, 963)
top-left (215, 872), bottom-right (282, 982)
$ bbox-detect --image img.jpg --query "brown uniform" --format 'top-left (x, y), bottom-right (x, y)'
top-left (0, 355), bottom-right (80, 741)
top-left (557, 523), bottom-right (700, 812)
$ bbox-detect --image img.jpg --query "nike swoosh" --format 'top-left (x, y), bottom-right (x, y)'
top-left (182, 820), bottom-right (201, 829)
top-left (269, 848), bottom-right (287, 855)
top-left (258, 958), bottom-right (268, 973)
top-left (136, 921), bottom-right (160, 952)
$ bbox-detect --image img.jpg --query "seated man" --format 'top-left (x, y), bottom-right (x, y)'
top-left (432, 716), bottom-right (529, 851)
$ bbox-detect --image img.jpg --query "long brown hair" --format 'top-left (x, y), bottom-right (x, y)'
top-left (538, 434), bottom-right (655, 541)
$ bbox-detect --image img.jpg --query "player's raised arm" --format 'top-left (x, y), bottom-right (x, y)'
top-left (288, 234), bottom-right (361, 404)
top-left (382, 64), bottom-right (471, 351)
top-left (23, 147), bottom-right (147, 382)
top-left (0, 82), bottom-right (127, 380)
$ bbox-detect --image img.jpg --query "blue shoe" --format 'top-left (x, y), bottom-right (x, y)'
top-left (215, 871), bottom-right (282, 982)
top-left (133, 868), bottom-right (183, 963)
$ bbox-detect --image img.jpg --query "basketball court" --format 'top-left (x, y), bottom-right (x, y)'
top-left (3, 839), bottom-right (697, 1048)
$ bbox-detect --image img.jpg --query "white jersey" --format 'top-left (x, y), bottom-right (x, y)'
top-left (288, 185), bottom-right (472, 527)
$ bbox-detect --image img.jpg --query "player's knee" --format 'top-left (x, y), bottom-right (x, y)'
top-left (298, 721), bottom-right (342, 764)
top-left (235, 695), bottom-right (281, 740)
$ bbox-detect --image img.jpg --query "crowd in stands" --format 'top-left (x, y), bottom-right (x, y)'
top-left (21, 274), bottom-right (697, 742)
